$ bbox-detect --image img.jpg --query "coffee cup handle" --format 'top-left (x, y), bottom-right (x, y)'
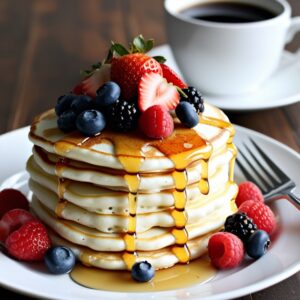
top-left (285, 17), bottom-right (300, 51)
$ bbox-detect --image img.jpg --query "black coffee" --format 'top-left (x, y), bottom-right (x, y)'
top-left (180, 2), bottom-right (276, 23)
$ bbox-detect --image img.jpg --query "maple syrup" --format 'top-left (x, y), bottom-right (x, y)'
top-left (70, 256), bottom-right (216, 292)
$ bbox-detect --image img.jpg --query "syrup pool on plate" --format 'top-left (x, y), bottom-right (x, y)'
top-left (70, 256), bottom-right (216, 292)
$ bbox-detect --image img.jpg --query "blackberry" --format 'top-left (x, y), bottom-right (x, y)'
top-left (224, 212), bottom-right (257, 242)
top-left (107, 99), bottom-right (139, 132)
top-left (180, 87), bottom-right (204, 113)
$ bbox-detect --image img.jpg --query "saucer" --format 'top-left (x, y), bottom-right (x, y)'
top-left (149, 44), bottom-right (300, 112)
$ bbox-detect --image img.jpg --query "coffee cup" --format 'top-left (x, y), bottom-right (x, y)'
top-left (164, 0), bottom-right (300, 96)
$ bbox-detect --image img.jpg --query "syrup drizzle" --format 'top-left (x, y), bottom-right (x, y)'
top-left (55, 158), bottom-right (70, 217)
top-left (30, 110), bottom-right (237, 270)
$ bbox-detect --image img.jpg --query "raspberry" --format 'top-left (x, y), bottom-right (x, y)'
top-left (5, 220), bottom-right (51, 261)
top-left (139, 105), bottom-right (174, 139)
top-left (0, 209), bottom-right (35, 242)
top-left (208, 232), bottom-right (244, 269)
top-left (235, 181), bottom-right (264, 207)
top-left (239, 200), bottom-right (276, 234)
top-left (0, 189), bottom-right (29, 218)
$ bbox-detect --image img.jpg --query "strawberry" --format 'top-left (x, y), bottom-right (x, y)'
top-left (138, 73), bottom-right (180, 112)
top-left (72, 64), bottom-right (111, 98)
top-left (5, 220), bottom-right (51, 261)
top-left (139, 105), bottom-right (174, 139)
top-left (0, 209), bottom-right (35, 242)
top-left (239, 200), bottom-right (276, 234)
top-left (160, 63), bottom-right (187, 89)
top-left (0, 209), bottom-right (35, 243)
top-left (111, 53), bottom-right (162, 101)
top-left (208, 232), bottom-right (244, 269)
top-left (235, 181), bottom-right (264, 207)
top-left (0, 189), bottom-right (29, 218)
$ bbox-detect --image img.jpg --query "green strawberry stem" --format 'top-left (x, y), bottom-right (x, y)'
top-left (177, 87), bottom-right (187, 98)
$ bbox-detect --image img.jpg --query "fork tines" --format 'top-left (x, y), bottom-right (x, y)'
top-left (236, 138), bottom-right (293, 196)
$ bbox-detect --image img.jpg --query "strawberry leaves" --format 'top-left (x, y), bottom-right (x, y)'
top-left (80, 35), bottom-right (166, 77)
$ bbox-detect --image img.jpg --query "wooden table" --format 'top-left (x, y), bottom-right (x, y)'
top-left (0, 0), bottom-right (299, 299)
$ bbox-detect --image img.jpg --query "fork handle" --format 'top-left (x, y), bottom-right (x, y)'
top-left (268, 193), bottom-right (300, 210)
top-left (287, 192), bottom-right (300, 210)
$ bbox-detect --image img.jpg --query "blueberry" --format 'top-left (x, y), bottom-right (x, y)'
top-left (55, 94), bottom-right (77, 116)
top-left (175, 102), bottom-right (199, 128)
top-left (246, 230), bottom-right (271, 259)
top-left (76, 109), bottom-right (106, 136)
top-left (44, 246), bottom-right (76, 274)
top-left (70, 95), bottom-right (93, 115)
top-left (131, 261), bottom-right (155, 282)
top-left (95, 81), bottom-right (121, 108)
top-left (57, 110), bottom-right (77, 132)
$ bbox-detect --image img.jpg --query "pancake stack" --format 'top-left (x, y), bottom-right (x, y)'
top-left (27, 102), bottom-right (238, 270)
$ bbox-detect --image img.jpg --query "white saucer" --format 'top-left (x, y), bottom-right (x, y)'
top-left (0, 126), bottom-right (299, 300)
top-left (149, 44), bottom-right (300, 111)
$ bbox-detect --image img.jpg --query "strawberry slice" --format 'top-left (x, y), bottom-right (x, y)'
top-left (160, 64), bottom-right (187, 89)
top-left (138, 73), bottom-right (180, 112)
top-left (72, 64), bottom-right (111, 98)
top-left (0, 189), bottom-right (29, 219)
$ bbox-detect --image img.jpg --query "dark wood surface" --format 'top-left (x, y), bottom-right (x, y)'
top-left (0, 0), bottom-right (299, 299)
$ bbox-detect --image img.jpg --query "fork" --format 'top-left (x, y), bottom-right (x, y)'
top-left (236, 138), bottom-right (300, 210)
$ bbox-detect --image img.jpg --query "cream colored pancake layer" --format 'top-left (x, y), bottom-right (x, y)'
top-left (29, 103), bottom-right (232, 172)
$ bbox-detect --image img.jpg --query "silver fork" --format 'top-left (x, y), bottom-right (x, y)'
top-left (236, 138), bottom-right (300, 210)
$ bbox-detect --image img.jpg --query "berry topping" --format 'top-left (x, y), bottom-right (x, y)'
top-left (131, 261), bottom-right (155, 282)
top-left (111, 53), bottom-right (162, 101)
top-left (57, 110), bottom-right (77, 133)
top-left (0, 189), bottom-right (29, 218)
top-left (0, 209), bottom-right (35, 242)
top-left (180, 87), bottom-right (204, 114)
top-left (95, 81), bottom-right (121, 108)
top-left (44, 246), bottom-right (76, 274)
top-left (139, 105), bottom-right (174, 139)
top-left (208, 232), bottom-right (244, 269)
top-left (245, 230), bottom-right (270, 259)
top-left (76, 110), bottom-right (106, 136)
top-left (72, 64), bottom-right (111, 98)
top-left (70, 95), bottom-right (93, 115)
top-left (175, 102), bottom-right (199, 128)
top-left (55, 94), bottom-right (77, 117)
top-left (236, 181), bottom-right (264, 208)
top-left (106, 99), bottom-right (139, 132)
top-left (5, 220), bottom-right (51, 261)
top-left (138, 72), bottom-right (179, 112)
top-left (224, 212), bottom-right (257, 242)
top-left (160, 63), bottom-right (187, 89)
top-left (239, 200), bottom-right (276, 234)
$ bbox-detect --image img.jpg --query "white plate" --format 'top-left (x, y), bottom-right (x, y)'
top-left (149, 44), bottom-right (300, 111)
top-left (0, 126), bottom-right (299, 300)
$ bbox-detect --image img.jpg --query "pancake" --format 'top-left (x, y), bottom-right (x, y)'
top-left (28, 102), bottom-right (238, 270)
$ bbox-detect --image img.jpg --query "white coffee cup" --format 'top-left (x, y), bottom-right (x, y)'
top-left (164, 0), bottom-right (300, 96)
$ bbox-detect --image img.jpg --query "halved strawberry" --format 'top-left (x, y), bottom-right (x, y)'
top-left (111, 53), bottom-right (162, 101)
top-left (138, 73), bottom-right (180, 112)
top-left (72, 64), bottom-right (111, 98)
top-left (160, 63), bottom-right (187, 89)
